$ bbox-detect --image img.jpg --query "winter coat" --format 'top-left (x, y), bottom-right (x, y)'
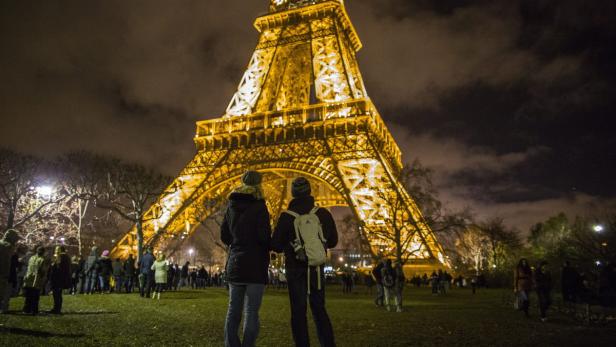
top-left (49, 253), bottom-right (72, 289)
top-left (23, 255), bottom-right (49, 290)
top-left (271, 196), bottom-right (338, 272)
top-left (381, 266), bottom-right (396, 288)
top-left (97, 256), bottom-right (112, 277)
top-left (124, 257), bottom-right (135, 277)
top-left (0, 240), bottom-right (13, 281)
top-left (535, 269), bottom-right (552, 292)
top-left (151, 260), bottom-right (169, 284)
top-left (140, 252), bottom-right (155, 275)
top-left (112, 260), bottom-right (123, 277)
top-left (372, 262), bottom-right (384, 284)
top-left (221, 192), bottom-right (272, 284)
top-left (514, 265), bottom-right (533, 292)
top-left (85, 251), bottom-right (99, 275)
top-left (9, 253), bottom-right (20, 284)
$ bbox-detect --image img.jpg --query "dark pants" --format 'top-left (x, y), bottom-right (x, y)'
top-left (537, 289), bottom-right (551, 318)
top-left (114, 276), bottom-right (122, 293)
top-left (125, 276), bottom-right (133, 293)
top-left (287, 267), bottom-right (335, 347)
top-left (23, 287), bottom-right (41, 315)
top-left (52, 286), bottom-right (63, 313)
top-left (140, 272), bottom-right (154, 297)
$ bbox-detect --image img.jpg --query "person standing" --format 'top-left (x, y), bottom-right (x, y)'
top-left (372, 260), bottom-right (385, 307)
top-left (0, 229), bottom-right (20, 314)
top-left (430, 271), bottom-right (439, 295)
top-left (179, 261), bottom-right (190, 290)
top-left (49, 246), bottom-right (71, 314)
top-left (272, 177), bottom-right (338, 347)
top-left (381, 259), bottom-right (399, 312)
top-left (85, 246), bottom-right (99, 294)
top-left (97, 250), bottom-right (113, 293)
top-left (140, 248), bottom-right (155, 298)
top-left (535, 261), bottom-right (552, 322)
top-left (124, 254), bottom-right (136, 293)
top-left (70, 256), bottom-right (81, 295)
top-left (514, 258), bottom-right (533, 317)
top-left (22, 246), bottom-right (48, 315)
top-left (151, 252), bottom-right (169, 300)
top-left (112, 258), bottom-right (124, 293)
top-left (221, 171), bottom-right (271, 347)
top-left (561, 261), bottom-right (578, 304)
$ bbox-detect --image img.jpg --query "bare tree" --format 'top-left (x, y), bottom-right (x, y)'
top-left (370, 161), bottom-right (470, 265)
top-left (0, 148), bottom-right (64, 231)
top-left (455, 225), bottom-right (489, 274)
top-left (96, 161), bottom-right (172, 261)
top-left (55, 151), bottom-right (110, 255)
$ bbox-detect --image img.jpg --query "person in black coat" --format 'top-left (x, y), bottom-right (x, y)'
top-left (271, 177), bottom-right (338, 347)
top-left (535, 261), bottom-right (552, 321)
top-left (49, 246), bottom-right (72, 314)
top-left (123, 254), bottom-right (135, 293)
top-left (221, 170), bottom-right (271, 347)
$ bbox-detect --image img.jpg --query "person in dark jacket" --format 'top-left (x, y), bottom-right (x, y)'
top-left (140, 248), bottom-right (155, 298)
top-left (514, 258), bottom-right (533, 317)
top-left (0, 229), bottom-right (20, 314)
top-left (97, 250), bottom-right (113, 293)
top-left (372, 260), bottom-right (385, 306)
top-left (561, 261), bottom-right (578, 304)
top-left (535, 261), bottom-right (552, 322)
top-left (221, 170), bottom-right (271, 347)
top-left (85, 246), bottom-right (99, 294)
top-left (70, 255), bottom-right (82, 295)
top-left (271, 177), bottom-right (338, 347)
top-left (123, 254), bottom-right (135, 293)
top-left (112, 258), bottom-right (123, 293)
top-left (49, 246), bottom-right (71, 314)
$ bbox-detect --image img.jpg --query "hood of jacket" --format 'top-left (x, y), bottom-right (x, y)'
top-left (287, 195), bottom-right (315, 215)
top-left (228, 192), bottom-right (260, 214)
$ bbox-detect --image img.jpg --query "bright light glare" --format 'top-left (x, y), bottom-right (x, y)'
top-left (593, 225), bottom-right (604, 233)
top-left (189, 248), bottom-right (194, 255)
top-left (36, 185), bottom-right (53, 197)
top-left (338, 257), bottom-right (344, 262)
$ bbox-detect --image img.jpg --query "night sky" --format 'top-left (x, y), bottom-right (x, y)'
top-left (1, 0), bottom-right (615, 233)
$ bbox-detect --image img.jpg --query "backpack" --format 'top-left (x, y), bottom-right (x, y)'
top-left (382, 268), bottom-right (395, 288)
top-left (285, 207), bottom-right (327, 267)
top-left (285, 207), bottom-right (328, 293)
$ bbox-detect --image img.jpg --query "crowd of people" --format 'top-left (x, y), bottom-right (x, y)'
top-left (0, 230), bottom-right (228, 316)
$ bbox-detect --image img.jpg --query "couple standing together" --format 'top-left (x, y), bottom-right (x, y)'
top-left (221, 171), bottom-right (338, 347)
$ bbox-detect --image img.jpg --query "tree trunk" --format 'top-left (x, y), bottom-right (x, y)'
top-left (136, 219), bottom-right (144, 263)
top-left (6, 207), bottom-right (15, 230)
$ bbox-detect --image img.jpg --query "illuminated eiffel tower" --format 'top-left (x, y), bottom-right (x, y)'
top-left (111, 0), bottom-right (448, 267)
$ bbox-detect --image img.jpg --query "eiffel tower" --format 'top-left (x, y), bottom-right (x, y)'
top-left (111, 0), bottom-right (448, 267)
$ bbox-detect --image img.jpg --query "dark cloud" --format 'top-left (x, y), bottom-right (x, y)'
top-left (0, 0), bottom-right (614, 231)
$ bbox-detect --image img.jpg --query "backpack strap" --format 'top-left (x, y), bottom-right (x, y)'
top-left (284, 210), bottom-right (303, 246)
top-left (308, 207), bottom-right (327, 244)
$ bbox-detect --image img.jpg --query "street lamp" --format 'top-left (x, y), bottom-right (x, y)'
top-left (36, 185), bottom-right (53, 199)
top-left (593, 225), bottom-right (604, 233)
top-left (189, 248), bottom-right (195, 264)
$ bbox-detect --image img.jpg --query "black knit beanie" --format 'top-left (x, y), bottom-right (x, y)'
top-left (291, 177), bottom-right (311, 198)
top-left (241, 170), bottom-right (262, 186)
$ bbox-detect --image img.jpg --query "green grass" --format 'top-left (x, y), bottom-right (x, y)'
top-left (0, 286), bottom-right (614, 346)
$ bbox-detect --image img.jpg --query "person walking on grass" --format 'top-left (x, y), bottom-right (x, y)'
top-left (124, 254), bottom-right (135, 293)
top-left (49, 246), bottom-right (71, 314)
top-left (140, 248), bottom-right (155, 298)
top-left (85, 246), bottom-right (99, 294)
top-left (221, 170), bottom-right (271, 347)
top-left (70, 255), bottom-right (81, 295)
top-left (372, 259), bottom-right (385, 307)
top-left (514, 258), bottom-right (533, 317)
top-left (381, 259), bottom-right (401, 312)
top-left (535, 261), bottom-right (552, 322)
top-left (23, 246), bottom-right (48, 315)
top-left (272, 177), bottom-right (338, 347)
top-left (430, 271), bottom-right (439, 295)
top-left (151, 251), bottom-right (169, 300)
top-left (0, 229), bottom-right (20, 314)
top-left (112, 258), bottom-right (123, 293)
top-left (97, 250), bottom-right (113, 293)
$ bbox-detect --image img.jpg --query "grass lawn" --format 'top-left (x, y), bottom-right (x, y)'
top-left (0, 286), bottom-right (615, 346)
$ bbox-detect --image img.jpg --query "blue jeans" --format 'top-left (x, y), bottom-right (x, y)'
top-left (86, 272), bottom-right (98, 293)
top-left (224, 283), bottom-right (265, 347)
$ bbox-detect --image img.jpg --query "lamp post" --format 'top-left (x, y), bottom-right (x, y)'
top-left (593, 225), bottom-right (604, 233)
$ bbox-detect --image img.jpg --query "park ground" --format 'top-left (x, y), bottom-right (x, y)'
top-left (0, 286), bottom-right (615, 346)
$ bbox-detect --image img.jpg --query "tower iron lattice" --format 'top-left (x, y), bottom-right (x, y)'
top-left (111, 0), bottom-right (448, 267)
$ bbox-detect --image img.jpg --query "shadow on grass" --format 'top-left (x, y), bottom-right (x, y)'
top-left (63, 311), bottom-right (119, 315)
top-left (0, 326), bottom-right (85, 338)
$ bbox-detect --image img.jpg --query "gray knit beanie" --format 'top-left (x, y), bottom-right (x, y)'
top-left (241, 171), bottom-right (262, 186)
top-left (291, 177), bottom-right (311, 198)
